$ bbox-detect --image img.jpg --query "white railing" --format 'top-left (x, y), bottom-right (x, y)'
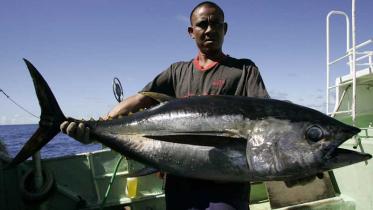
top-left (326, 10), bottom-right (351, 116)
top-left (326, 0), bottom-right (372, 157)
top-left (326, 6), bottom-right (373, 117)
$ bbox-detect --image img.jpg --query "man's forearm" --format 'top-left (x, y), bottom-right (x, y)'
top-left (107, 93), bottom-right (158, 118)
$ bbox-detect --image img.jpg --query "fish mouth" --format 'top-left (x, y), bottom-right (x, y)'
top-left (322, 148), bottom-right (372, 170)
top-left (324, 125), bottom-right (361, 159)
top-left (322, 125), bottom-right (371, 169)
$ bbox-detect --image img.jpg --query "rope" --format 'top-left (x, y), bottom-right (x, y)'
top-left (100, 156), bottom-right (124, 210)
top-left (0, 88), bottom-right (39, 119)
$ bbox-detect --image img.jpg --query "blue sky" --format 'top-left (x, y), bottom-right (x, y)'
top-left (0, 0), bottom-right (372, 125)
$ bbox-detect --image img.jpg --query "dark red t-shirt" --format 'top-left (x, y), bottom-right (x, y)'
top-left (142, 55), bottom-right (269, 99)
top-left (141, 55), bottom-right (269, 210)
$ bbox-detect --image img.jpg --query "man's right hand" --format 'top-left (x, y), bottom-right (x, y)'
top-left (60, 121), bottom-right (92, 144)
top-left (60, 94), bottom-right (157, 145)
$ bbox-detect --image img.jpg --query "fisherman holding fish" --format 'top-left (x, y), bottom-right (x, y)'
top-left (9, 0), bottom-right (370, 208)
top-left (62, 1), bottom-right (269, 210)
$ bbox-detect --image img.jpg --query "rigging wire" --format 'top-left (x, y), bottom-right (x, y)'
top-left (0, 88), bottom-right (39, 119)
top-left (100, 156), bottom-right (124, 210)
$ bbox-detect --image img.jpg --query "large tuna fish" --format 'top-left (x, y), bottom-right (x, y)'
top-left (9, 59), bottom-right (371, 182)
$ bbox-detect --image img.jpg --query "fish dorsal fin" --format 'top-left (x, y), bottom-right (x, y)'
top-left (139, 91), bottom-right (174, 103)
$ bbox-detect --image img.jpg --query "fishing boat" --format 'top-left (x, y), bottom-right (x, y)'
top-left (0, 0), bottom-right (372, 209)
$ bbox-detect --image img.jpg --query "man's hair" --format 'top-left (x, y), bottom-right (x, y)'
top-left (189, 1), bottom-right (225, 25)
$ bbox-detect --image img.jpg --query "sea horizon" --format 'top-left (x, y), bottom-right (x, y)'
top-left (0, 124), bottom-right (102, 158)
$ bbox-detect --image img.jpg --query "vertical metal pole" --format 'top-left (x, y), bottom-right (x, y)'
top-left (32, 152), bottom-right (44, 190)
top-left (32, 151), bottom-right (48, 210)
top-left (351, 0), bottom-right (357, 136)
top-left (326, 11), bottom-right (350, 115)
top-left (350, 0), bottom-right (366, 163)
top-left (326, 13), bottom-right (330, 115)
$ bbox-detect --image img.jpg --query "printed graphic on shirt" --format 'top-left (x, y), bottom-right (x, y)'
top-left (212, 79), bottom-right (225, 88)
top-left (141, 56), bottom-right (269, 99)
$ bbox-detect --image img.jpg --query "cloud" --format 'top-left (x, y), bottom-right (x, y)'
top-left (176, 15), bottom-right (189, 25)
top-left (297, 98), bottom-right (304, 102)
top-left (0, 114), bottom-right (37, 125)
top-left (316, 95), bottom-right (324, 100)
top-left (286, 72), bottom-right (298, 78)
top-left (304, 102), bottom-right (326, 112)
top-left (267, 89), bottom-right (327, 112)
top-left (10, 114), bottom-right (19, 124)
top-left (0, 116), bottom-right (7, 125)
top-left (300, 94), bottom-right (326, 112)
top-left (268, 90), bottom-right (289, 100)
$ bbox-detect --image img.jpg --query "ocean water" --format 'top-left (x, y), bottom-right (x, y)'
top-left (0, 124), bottom-right (102, 158)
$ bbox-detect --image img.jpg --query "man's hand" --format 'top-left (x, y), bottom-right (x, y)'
top-left (60, 121), bottom-right (92, 144)
top-left (59, 94), bottom-right (157, 145)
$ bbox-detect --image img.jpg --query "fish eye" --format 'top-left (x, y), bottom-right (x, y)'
top-left (306, 125), bottom-right (324, 142)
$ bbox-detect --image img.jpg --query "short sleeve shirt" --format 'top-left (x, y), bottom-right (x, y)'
top-left (140, 55), bottom-right (269, 210)
top-left (141, 56), bottom-right (269, 99)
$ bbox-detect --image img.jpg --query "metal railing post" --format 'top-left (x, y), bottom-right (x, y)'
top-left (326, 11), bottom-right (350, 115)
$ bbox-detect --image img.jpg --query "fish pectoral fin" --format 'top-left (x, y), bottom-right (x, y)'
top-left (139, 91), bottom-right (174, 103)
top-left (146, 130), bottom-right (242, 138)
top-left (143, 132), bottom-right (221, 137)
top-left (124, 166), bottom-right (159, 178)
top-left (143, 134), bottom-right (246, 147)
top-left (284, 173), bottom-right (324, 187)
top-left (224, 129), bottom-right (246, 138)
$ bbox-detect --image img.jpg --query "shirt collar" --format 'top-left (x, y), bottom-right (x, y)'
top-left (193, 52), bottom-right (227, 72)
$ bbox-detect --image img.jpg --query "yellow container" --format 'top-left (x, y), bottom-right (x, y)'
top-left (126, 177), bottom-right (138, 198)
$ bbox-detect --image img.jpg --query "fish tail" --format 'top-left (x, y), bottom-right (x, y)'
top-left (8, 59), bottom-right (66, 167)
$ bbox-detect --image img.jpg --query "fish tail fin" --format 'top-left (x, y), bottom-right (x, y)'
top-left (8, 59), bottom-right (66, 167)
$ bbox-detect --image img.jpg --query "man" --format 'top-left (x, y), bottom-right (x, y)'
top-left (61, 2), bottom-right (269, 209)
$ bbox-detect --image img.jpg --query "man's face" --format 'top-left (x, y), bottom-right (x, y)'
top-left (188, 5), bottom-right (227, 54)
